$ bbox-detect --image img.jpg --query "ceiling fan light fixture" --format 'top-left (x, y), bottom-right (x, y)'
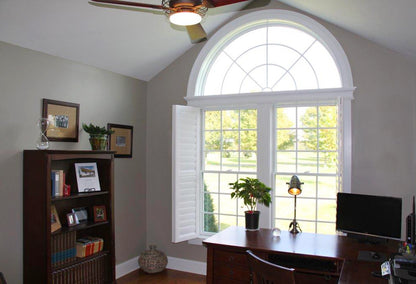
top-left (169, 11), bottom-right (202, 26)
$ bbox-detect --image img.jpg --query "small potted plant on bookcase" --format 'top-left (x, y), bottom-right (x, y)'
top-left (82, 123), bottom-right (114, 150)
top-left (230, 177), bottom-right (272, 231)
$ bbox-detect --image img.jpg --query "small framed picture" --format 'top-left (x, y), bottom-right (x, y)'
top-left (93, 205), bottom-right (107, 223)
top-left (67, 213), bottom-right (77, 227)
top-left (107, 124), bottom-right (133, 158)
top-left (72, 207), bottom-right (88, 224)
top-left (74, 162), bottom-right (101, 193)
top-left (42, 99), bottom-right (80, 142)
top-left (51, 205), bottom-right (61, 233)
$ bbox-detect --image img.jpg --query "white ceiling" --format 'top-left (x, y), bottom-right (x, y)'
top-left (0, 0), bottom-right (415, 81)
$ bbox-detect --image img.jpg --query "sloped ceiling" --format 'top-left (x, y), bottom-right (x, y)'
top-left (0, 0), bottom-right (414, 81)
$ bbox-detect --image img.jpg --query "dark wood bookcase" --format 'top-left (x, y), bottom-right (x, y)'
top-left (23, 150), bottom-right (115, 284)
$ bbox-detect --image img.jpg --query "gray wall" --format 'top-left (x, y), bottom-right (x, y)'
top-left (0, 41), bottom-right (147, 283)
top-left (146, 1), bottom-right (416, 263)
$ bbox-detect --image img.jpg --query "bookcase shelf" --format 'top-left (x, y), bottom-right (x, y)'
top-left (23, 150), bottom-right (115, 284)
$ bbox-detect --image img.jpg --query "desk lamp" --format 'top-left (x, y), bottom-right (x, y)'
top-left (287, 175), bottom-right (303, 234)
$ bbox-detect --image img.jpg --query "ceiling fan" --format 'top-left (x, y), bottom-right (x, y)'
top-left (89, 0), bottom-right (250, 43)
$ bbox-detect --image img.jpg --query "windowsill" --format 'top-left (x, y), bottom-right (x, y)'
top-left (187, 236), bottom-right (210, 246)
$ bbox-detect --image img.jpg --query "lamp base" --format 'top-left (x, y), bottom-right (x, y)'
top-left (289, 220), bottom-right (302, 234)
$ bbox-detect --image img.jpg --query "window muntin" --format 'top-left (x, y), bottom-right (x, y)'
top-left (202, 109), bottom-right (258, 233)
top-left (274, 105), bottom-right (339, 235)
top-left (202, 24), bottom-right (342, 96)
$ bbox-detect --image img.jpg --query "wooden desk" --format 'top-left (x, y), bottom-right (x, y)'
top-left (203, 226), bottom-right (399, 284)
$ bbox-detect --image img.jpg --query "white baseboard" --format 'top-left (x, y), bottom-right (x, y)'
top-left (116, 256), bottom-right (139, 279)
top-left (167, 256), bottom-right (206, 275)
top-left (116, 255), bottom-right (207, 279)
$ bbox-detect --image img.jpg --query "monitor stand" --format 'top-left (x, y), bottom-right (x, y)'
top-left (347, 232), bottom-right (388, 245)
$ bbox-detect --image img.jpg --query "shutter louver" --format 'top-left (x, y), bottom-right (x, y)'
top-left (172, 105), bottom-right (201, 243)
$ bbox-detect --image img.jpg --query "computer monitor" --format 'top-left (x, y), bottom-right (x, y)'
top-left (336, 192), bottom-right (402, 241)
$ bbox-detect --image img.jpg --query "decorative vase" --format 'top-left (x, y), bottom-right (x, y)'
top-left (36, 118), bottom-right (50, 150)
top-left (89, 134), bottom-right (108, 150)
top-left (138, 245), bottom-right (168, 274)
top-left (245, 211), bottom-right (260, 231)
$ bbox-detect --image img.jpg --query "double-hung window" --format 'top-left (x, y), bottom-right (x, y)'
top-left (172, 9), bottom-right (354, 242)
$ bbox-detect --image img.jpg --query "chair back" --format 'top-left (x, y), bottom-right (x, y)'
top-left (246, 250), bottom-right (296, 284)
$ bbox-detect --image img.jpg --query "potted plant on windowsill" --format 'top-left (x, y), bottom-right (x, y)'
top-left (82, 123), bottom-right (114, 150)
top-left (230, 177), bottom-right (272, 231)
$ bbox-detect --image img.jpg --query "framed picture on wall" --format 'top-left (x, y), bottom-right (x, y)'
top-left (42, 98), bottom-right (80, 142)
top-left (107, 123), bottom-right (133, 158)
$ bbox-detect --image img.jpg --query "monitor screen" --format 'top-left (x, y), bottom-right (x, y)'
top-left (336, 192), bottom-right (402, 240)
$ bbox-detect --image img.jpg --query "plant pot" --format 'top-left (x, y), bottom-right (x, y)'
top-left (245, 211), bottom-right (260, 231)
top-left (89, 134), bottom-right (108, 150)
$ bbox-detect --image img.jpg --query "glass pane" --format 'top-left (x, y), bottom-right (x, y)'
top-left (204, 193), bottom-right (218, 213)
top-left (298, 129), bottom-right (317, 151)
top-left (222, 64), bottom-right (247, 94)
top-left (290, 58), bottom-right (318, 90)
top-left (240, 76), bottom-right (263, 93)
top-left (204, 213), bottom-right (219, 233)
top-left (319, 106), bottom-right (337, 128)
top-left (205, 111), bottom-right (221, 130)
top-left (204, 52), bottom-right (234, 96)
top-left (222, 152), bottom-right (239, 171)
top-left (236, 46), bottom-right (267, 80)
top-left (222, 110), bottom-right (239, 129)
top-left (204, 131), bottom-right (221, 150)
top-left (275, 174), bottom-right (293, 197)
top-left (277, 130), bottom-right (295, 150)
top-left (297, 198), bottom-right (316, 221)
top-left (224, 27), bottom-right (267, 59)
top-left (276, 151), bottom-right (296, 172)
top-left (237, 199), bottom-right (247, 215)
top-left (319, 152), bottom-right (337, 174)
top-left (317, 222), bottom-right (336, 235)
top-left (219, 173), bottom-right (238, 194)
top-left (296, 175), bottom-right (316, 198)
top-left (204, 152), bottom-right (220, 171)
top-left (220, 194), bottom-right (237, 215)
top-left (273, 72), bottom-right (297, 91)
top-left (237, 216), bottom-right (245, 227)
top-left (317, 176), bottom-right (337, 198)
top-left (319, 129), bottom-right (337, 151)
top-left (240, 131), bottom-right (257, 151)
top-left (223, 131), bottom-right (239, 150)
top-left (277, 108), bottom-right (296, 128)
top-left (298, 106), bottom-right (317, 128)
top-left (268, 26), bottom-right (315, 54)
top-left (240, 152), bottom-right (257, 172)
top-left (317, 199), bottom-right (336, 222)
top-left (297, 220), bottom-right (316, 234)
top-left (275, 197), bottom-right (293, 219)
top-left (219, 215), bottom-right (237, 231)
top-left (298, 152), bottom-right (317, 173)
top-left (274, 219), bottom-right (291, 231)
top-left (240, 109), bottom-right (257, 129)
top-left (203, 173), bottom-right (219, 193)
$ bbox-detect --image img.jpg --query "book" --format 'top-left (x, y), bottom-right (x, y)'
top-left (76, 237), bottom-right (103, 258)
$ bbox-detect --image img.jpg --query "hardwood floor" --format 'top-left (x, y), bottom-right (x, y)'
top-left (117, 269), bottom-right (206, 284)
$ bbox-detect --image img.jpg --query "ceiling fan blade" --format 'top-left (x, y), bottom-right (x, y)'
top-left (89, 0), bottom-right (165, 10)
top-left (205, 0), bottom-right (249, 8)
top-left (186, 24), bottom-right (207, 44)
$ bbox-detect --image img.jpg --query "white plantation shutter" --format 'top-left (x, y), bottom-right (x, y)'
top-left (172, 105), bottom-right (201, 243)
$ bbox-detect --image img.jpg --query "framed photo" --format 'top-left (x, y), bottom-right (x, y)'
top-left (107, 123), bottom-right (133, 158)
top-left (67, 213), bottom-right (77, 227)
top-left (93, 205), bottom-right (107, 223)
top-left (72, 207), bottom-right (88, 224)
top-left (74, 162), bottom-right (101, 192)
top-left (42, 99), bottom-right (80, 142)
top-left (51, 205), bottom-right (61, 233)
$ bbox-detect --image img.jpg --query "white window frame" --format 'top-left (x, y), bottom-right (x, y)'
top-left (172, 9), bottom-right (354, 243)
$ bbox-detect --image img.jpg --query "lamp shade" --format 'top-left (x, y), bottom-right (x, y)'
top-left (169, 11), bottom-right (201, 26)
top-left (287, 175), bottom-right (303, 196)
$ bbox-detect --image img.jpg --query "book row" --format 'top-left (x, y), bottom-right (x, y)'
top-left (52, 252), bottom-right (107, 284)
top-left (52, 231), bottom-right (76, 268)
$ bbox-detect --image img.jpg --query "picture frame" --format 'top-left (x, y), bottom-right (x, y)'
top-left (42, 98), bottom-right (80, 142)
top-left (93, 205), bottom-right (107, 223)
top-left (51, 205), bottom-right (61, 232)
top-left (72, 207), bottom-right (88, 224)
top-left (66, 213), bottom-right (77, 227)
top-left (107, 123), bottom-right (133, 158)
top-left (74, 162), bottom-right (101, 193)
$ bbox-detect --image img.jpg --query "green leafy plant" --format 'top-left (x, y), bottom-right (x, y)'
top-left (230, 177), bottom-right (272, 213)
top-left (82, 123), bottom-right (114, 137)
